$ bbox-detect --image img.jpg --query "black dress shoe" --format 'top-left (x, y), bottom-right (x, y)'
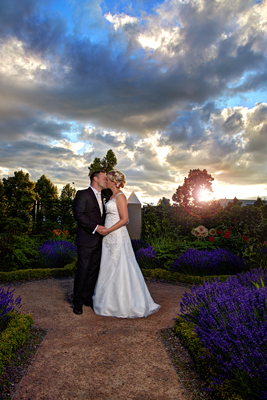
top-left (73, 305), bottom-right (83, 315)
top-left (84, 301), bottom-right (93, 308)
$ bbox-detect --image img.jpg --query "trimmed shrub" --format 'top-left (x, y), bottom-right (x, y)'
top-left (0, 312), bottom-right (33, 376)
top-left (0, 260), bottom-right (77, 283)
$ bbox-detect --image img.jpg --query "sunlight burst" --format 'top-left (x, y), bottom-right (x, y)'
top-left (198, 189), bottom-right (213, 202)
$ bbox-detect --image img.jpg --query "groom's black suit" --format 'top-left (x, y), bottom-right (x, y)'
top-left (73, 187), bottom-right (106, 310)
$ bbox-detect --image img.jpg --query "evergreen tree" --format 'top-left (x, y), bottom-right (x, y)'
top-left (88, 149), bottom-right (117, 176)
top-left (34, 175), bottom-right (59, 233)
top-left (0, 179), bottom-right (9, 232)
top-left (60, 183), bottom-right (76, 200)
top-left (59, 184), bottom-right (76, 233)
top-left (2, 170), bottom-right (37, 229)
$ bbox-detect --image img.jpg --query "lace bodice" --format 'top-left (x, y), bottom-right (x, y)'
top-left (104, 194), bottom-right (124, 228)
top-left (103, 193), bottom-right (132, 263)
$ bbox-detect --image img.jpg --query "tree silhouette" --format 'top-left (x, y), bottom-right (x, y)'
top-left (2, 170), bottom-right (37, 226)
top-left (34, 175), bottom-right (59, 232)
top-left (88, 149), bottom-right (117, 176)
top-left (172, 168), bottom-right (221, 218)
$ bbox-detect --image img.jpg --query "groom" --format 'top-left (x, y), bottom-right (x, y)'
top-left (72, 170), bottom-right (108, 315)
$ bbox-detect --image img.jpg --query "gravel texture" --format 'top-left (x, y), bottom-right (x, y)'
top-left (1, 277), bottom-right (206, 400)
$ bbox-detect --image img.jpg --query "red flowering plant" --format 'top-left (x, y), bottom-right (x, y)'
top-left (224, 231), bottom-right (231, 239)
top-left (52, 229), bottom-right (70, 241)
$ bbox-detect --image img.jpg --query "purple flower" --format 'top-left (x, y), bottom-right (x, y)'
top-left (178, 268), bottom-right (267, 398)
top-left (172, 248), bottom-right (245, 276)
top-left (38, 240), bottom-right (77, 269)
top-left (0, 286), bottom-right (21, 332)
top-left (135, 246), bottom-right (161, 269)
top-left (131, 239), bottom-right (149, 253)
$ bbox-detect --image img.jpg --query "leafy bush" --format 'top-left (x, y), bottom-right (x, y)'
top-left (178, 268), bottom-right (267, 399)
top-left (0, 286), bottom-right (21, 332)
top-left (145, 238), bottom-right (188, 270)
top-left (37, 240), bottom-right (76, 269)
top-left (242, 244), bottom-right (267, 270)
top-left (172, 248), bottom-right (246, 276)
top-left (0, 234), bottom-right (39, 272)
top-left (135, 246), bottom-right (162, 269)
top-left (0, 312), bottom-right (33, 376)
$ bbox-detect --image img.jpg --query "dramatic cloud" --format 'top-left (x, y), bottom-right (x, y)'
top-left (0, 0), bottom-right (267, 202)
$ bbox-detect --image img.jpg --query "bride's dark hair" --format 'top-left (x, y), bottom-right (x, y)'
top-left (108, 170), bottom-right (126, 188)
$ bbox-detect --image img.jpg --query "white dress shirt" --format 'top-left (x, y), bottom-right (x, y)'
top-left (90, 186), bottom-right (102, 234)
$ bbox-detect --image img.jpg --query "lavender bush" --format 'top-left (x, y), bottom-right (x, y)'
top-left (172, 248), bottom-right (246, 276)
top-left (0, 286), bottom-right (21, 332)
top-left (131, 239), bottom-right (149, 254)
top-left (37, 240), bottom-right (77, 269)
top-left (135, 246), bottom-right (161, 269)
top-left (179, 268), bottom-right (267, 399)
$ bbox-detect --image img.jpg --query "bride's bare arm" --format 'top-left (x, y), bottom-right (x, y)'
top-left (100, 194), bottom-right (128, 236)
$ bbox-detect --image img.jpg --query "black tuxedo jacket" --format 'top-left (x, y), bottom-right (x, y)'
top-left (73, 187), bottom-right (106, 248)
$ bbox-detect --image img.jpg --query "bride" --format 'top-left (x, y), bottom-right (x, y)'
top-left (93, 170), bottom-right (160, 318)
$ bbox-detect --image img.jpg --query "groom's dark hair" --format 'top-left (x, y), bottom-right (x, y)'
top-left (90, 170), bottom-right (105, 184)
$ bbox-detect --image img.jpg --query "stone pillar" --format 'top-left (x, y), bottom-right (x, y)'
top-left (127, 192), bottom-right (142, 239)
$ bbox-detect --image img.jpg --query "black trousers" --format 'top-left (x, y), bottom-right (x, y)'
top-left (73, 243), bottom-right (102, 308)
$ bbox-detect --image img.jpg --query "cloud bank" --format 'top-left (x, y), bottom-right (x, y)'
top-left (0, 0), bottom-right (267, 202)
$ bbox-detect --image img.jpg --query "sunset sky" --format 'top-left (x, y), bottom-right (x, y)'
top-left (0, 0), bottom-right (267, 205)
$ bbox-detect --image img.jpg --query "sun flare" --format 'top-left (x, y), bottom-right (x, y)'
top-left (198, 189), bottom-right (213, 202)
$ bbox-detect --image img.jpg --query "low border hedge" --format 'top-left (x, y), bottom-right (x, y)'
top-left (0, 264), bottom-right (230, 285)
top-left (0, 260), bottom-right (77, 283)
top-left (0, 312), bottom-right (33, 376)
top-left (141, 268), bottom-right (229, 285)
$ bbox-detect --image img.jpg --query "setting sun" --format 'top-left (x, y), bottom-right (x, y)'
top-left (198, 189), bottom-right (214, 202)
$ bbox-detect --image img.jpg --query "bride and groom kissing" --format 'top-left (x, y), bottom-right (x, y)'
top-left (72, 170), bottom-right (160, 318)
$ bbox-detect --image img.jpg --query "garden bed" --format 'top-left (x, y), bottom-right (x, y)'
top-left (0, 313), bottom-right (34, 377)
top-left (0, 326), bottom-right (48, 399)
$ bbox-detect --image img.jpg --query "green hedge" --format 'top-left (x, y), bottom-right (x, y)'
top-left (174, 316), bottom-right (245, 400)
top-left (0, 263), bottom-right (230, 285)
top-left (0, 312), bottom-right (33, 376)
top-left (141, 268), bottom-right (229, 286)
top-left (0, 260), bottom-right (77, 283)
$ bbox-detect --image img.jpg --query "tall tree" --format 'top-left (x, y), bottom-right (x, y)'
top-left (157, 197), bottom-right (171, 206)
top-left (34, 175), bottom-right (59, 232)
top-left (60, 183), bottom-right (76, 200)
top-left (2, 170), bottom-right (37, 227)
top-left (0, 179), bottom-right (9, 232)
top-left (88, 149), bottom-right (117, 176)
top-left (172, 168), bottom-right (221, 218)
top-left (35, 175), bottom-right (58, 200)
top-left (59, 184), bottom-right (76, 232)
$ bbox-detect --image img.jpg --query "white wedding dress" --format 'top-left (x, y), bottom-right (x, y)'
top-left (93, 193), bottom-right (161, 318)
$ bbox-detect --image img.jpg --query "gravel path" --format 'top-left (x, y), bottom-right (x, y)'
top-left (9, 277), bottom-right (190, 400)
